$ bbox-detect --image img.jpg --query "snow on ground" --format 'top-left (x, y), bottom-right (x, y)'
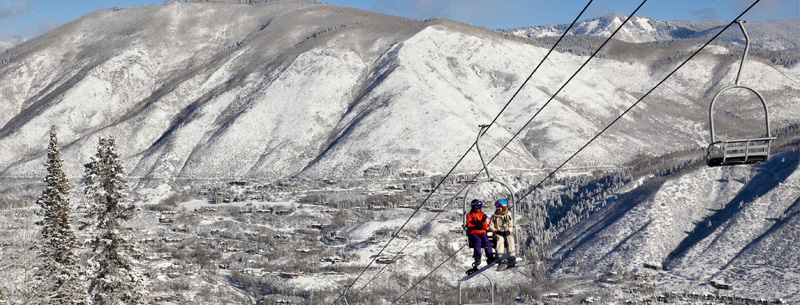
top-left (180, 199), bottom-right (296, 210)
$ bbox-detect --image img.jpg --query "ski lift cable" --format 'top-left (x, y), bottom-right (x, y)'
top-left (451, 0), bottom-right (652, 203)
top-left (349, 126), bottom-right (505, 300)
top-left (484, 0), bottom-right (650, 169)
top-left (476, 0), bottom-right (597, 138)
top-left (389, 1), bottom-right (763, 304)
top-left (384, 0), bottom-right (651, 295)
top-left (365, 2), bottom-right (652, 287)
top-left (515, 0), bottom-right (763, 205)
top-left (333, 2), bottom-right (597, 303)
top-left (390, 244), bottom-right (468, 305)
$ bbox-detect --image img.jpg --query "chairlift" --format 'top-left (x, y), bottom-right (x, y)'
top-left (462, 124), bottom-right (517, 242)
top-left (457, 124), bottom-right (517, 304)
top-left (461, 126), bottom-right (520, 259)
top-left (706, 20), bottom-right (776, 167)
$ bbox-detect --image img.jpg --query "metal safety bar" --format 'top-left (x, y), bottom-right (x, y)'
top-left (458, 272), bottom-right (494, 305)
top-left (707, 20), bottom-right (776, 167)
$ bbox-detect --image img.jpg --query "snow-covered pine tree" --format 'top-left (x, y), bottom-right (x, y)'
top-left (82, 136), bottom-right (148, 305)
top-left (32, 125), bottom-right (89, 305)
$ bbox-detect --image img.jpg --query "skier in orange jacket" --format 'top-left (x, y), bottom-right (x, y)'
top-left (466, 199), bottom-right (496, 268)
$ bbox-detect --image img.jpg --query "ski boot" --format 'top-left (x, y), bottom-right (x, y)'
top-left (465, 259), bottom-right (480, 275)
top-left (506, 256), bottom-right (517, 268)
top-left (486, 254), bottom-right (498, 265)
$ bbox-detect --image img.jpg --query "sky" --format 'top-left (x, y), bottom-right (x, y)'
top-left (0, 0), bottom-right (798, 40)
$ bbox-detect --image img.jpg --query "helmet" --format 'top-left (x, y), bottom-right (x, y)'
top-left (470, 199), bottom-right (483, 207)
top-left (494, 199), bottom-right (507, 207)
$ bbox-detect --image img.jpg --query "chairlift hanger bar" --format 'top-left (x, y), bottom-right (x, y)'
top-left (476, 124), bottom-right (493, 180)
top-left (734, 20), bottom-right (748, 86)
top-left (707, 19), bottom-right (776, 166)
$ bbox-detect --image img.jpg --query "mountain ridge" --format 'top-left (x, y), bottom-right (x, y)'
top-left (505, 14), bottom-right (800, 51)
top-left (0, 1), bottom-right (796, 188)
top-left (1, 1), bottom-right (798, 195)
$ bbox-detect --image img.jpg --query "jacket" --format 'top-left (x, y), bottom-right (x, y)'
top-left (466, 210), bottom-right (488, 234)
top-left (489, 208), bottom-right (513, 234)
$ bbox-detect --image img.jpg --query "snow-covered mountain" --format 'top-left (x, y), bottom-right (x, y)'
top-left (0, 35), bottom-right (26, 53)
top-left (506, 14), bottom-right (800, 51)
top-left (1, 1), bottom-right (799, 302)
top-left (1, 1), bottom-right (797, 197)
top-left (549, 150), bottom-right (800, 299)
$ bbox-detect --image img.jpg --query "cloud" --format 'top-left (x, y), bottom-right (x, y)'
top-left (412, 0), bottom-right (451, 18)
top-left (735, 0), bottom-right (798, 18)
top-left (691, 7), bottom-right (718, 20)
top-left (0, 0), bottom-right (35, 19)
top-left (588, 2), bottom-right (610, 18)
top-left (35, 19), bottom-right (61, 34)
top-left (371, 0), bottom-right (512, 20)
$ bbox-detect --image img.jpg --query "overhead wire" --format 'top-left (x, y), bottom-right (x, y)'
top-left (391, 244), bottom-right (467, 304)
top-left (347, 0), bottom-right (607, 300)
top-left (389, 1), bottom-right (763, 303)
top-left (386, 0), bottom-right (649, 301)
top-left (329, 1), bottom-right (596, 303)
top-left (514, 0), bottom-right (762, 204)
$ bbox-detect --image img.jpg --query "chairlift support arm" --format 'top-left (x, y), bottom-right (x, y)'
top-left (458, 272), bottom-right (495, 305)
top-left (734, 20), bottom-right (749, 86)
top-left (708, 20), bottom-right (772, 144)
top-left (476, 124), bottom-right (492, 180)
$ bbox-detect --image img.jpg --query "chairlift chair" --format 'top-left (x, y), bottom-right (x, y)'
top-left (458, 124), bottom-right (518, 304)
top-left (706, 20), bottom-right (776, 167)
top-left (461, 124), bottom-right (518, 257)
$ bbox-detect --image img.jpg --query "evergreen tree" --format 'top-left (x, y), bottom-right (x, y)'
top-left (33, 125), bottom-right (89, 305)
top-left (82, 136), bottom-right (148, 305)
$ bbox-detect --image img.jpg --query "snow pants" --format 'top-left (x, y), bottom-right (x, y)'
top-left (467, 232), bottom-right (494, 261)
top-left (494, 231), bottom-right (516, 257)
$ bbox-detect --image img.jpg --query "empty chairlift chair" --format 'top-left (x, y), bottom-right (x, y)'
top-left (706, 20), bottom-right (776, 167)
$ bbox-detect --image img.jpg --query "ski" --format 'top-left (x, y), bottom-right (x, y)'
top-left (460, 253), bottom-right (510, 282)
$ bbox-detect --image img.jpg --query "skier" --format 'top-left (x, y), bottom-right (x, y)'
top-left (466, 199), bottom-right (496, 270)
top-left (488, 199), bottom-right (516, 267)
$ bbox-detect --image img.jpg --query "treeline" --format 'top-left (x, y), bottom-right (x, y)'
top-left (0, 198), bottom-right (35, 210)
top-left (528, 35), bottom-right (610, 58)
top-left (642, 38), bottom-right (800, 69)
top-left (517, 170), bottom-right (633, 251)
top-left (516, 146), bottom-right (708, 260)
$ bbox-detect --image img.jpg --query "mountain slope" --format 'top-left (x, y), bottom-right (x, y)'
top-left (548, 150), bottom-right (800, 298)
top-left (0, 1), bottom-right (798, 198)
top-left (0, 36), bottom-right (26, 53)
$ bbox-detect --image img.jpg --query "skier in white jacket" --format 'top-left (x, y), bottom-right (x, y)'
top-left (488, 199), bottom-right (516, 267)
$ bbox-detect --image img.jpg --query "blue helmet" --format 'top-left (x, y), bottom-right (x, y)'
top-left (470, 199), bottom-right (483, 207)
top-left (494, 199), bottom-right (507, 207)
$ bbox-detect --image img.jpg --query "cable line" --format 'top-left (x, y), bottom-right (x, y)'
top-left (515, 0), bottom-right (762, 204)
top-left (388, 2), bottom-right (763, 303)
top-left (484, 1), bottom-right (648, 169)
top-left (329, 1), bottom-right (596, 304)
top-left (391, 244), bottom-right (468, 305)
